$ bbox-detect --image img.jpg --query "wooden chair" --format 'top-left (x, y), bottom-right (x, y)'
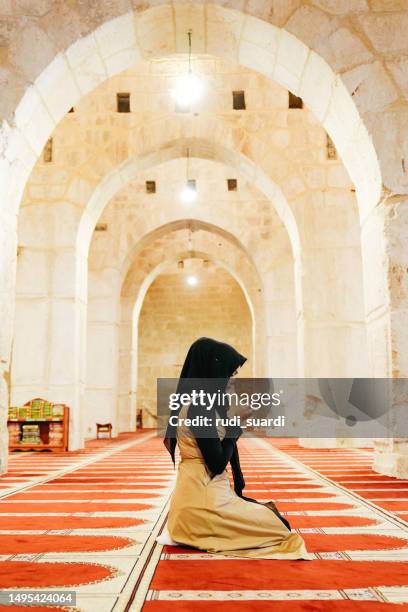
top-left (136, 409), bottom-right (143, 429)
top-left (96, 422), bottom-right (112, 439)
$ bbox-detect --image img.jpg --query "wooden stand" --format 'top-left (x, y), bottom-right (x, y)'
top-left (7, 398), bottom-right (69, 453)
top-left (136, 409), bottom-right (143, 429)
top-left (96, 423), bottom-right (112, 439)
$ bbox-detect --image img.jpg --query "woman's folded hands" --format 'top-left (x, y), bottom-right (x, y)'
top-left (224, 423), bottom-right (243, 440)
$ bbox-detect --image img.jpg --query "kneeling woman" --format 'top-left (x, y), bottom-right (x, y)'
top-left (163, 337), bottom-right (310, 560)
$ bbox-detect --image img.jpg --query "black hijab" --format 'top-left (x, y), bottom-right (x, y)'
top-left (163, 337), bottom-right (247, 464)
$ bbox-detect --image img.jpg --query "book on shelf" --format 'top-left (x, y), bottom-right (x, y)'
top-left (52, 404), bottom-right (64, 418)
top-left (43, 403), bottom-right (53, 418)
top-left (8, 407), bottom-right (18, 420)
top-left (8, 401), bottom-right (65, 421)
top-left (8, 422), bottom-right (21, 445)
top-left (49, 423), bottom-right (64, 445)
top-left (20, 423), bottom-right (41, 445)
top-left (18, 406), bottom-right (28, 420)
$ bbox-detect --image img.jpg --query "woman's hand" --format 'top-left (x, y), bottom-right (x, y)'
top-left (233, 472), bottom-right (245, 497)
top-left (225, 423), bottom-right (243, 440)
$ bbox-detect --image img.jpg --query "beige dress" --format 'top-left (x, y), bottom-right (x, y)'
top-left (167, 404), bottom-right (310, 559)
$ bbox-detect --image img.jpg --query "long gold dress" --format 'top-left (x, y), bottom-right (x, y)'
top-left (167, 404), bottom-right (310, 559)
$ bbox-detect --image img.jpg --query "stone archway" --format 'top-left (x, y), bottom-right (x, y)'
top-left (122, 250), bottom-right (256, 431)
top-left (86, 218), bottom-right (269, 435)
top-left (4, 2), bottom-right (405, 473)
top-left (13, 143), bottom-right (298, 451)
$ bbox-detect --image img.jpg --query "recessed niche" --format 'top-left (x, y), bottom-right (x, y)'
top-left (233, 90), bottom-right (246, 110)
top-left (146, 181), bottom-right (156, 194)
top-left (288, 92), bottom-right (303, 109)
top-left (117, 92), bottom-right (130, 113)
top-left (95, 223), bottom-right (108, 232)
top-left (43, 138), bottom-right (53, 163)
top-left (326, 133), bottom-right (337, 160)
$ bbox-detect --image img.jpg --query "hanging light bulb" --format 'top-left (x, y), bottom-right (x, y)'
top-left (180, 180), bottom-right (197, 204)
top-left (186, 275), bottom-right (198, 287)
top-left (172, 72), bottom-right (203, 108)
top-left (171, 30), bottom-right (203, 108)
top-left (180, 149), bottom-right (197, 203)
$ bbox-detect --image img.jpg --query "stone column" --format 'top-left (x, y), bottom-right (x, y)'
top-left (369, 196), bottom-right (408, 477)
top-left (0, 209), bottom-right (18, 473)
top-left (118, 297), bottom-right (137, 433)
top-left (298, 189), bottom-right (370, 448)
top-left (85, 268), bottom-right (121, 438)
top-left (263, 256), bottom-right (298, 378)
top-left (302, 241), bottom-right (369, 379)
top-left (11, 202), bottom-right (86, 450)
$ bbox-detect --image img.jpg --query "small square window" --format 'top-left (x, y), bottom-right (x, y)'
top-left (117, 93), bottom-right (130, 113)
top-left (227, 178), bottom-right (237, 191)
top-left (95, 223), bottom-right (108, 232)
top-left (288, 92), bottom-right (303, 109)
top-left (146, 180), bottom-right (156, 194)
top-left (233, 90), bottom-right (246, 110)
top-left (326, 133), bottom-right (337, 160)
top-left (43, 138), bottom-right (53, 163)
top-left (187, 179), bottom-right (196, 190)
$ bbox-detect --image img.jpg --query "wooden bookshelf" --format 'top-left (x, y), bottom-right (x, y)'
top-left (7, 398), bottom-right (69, 453)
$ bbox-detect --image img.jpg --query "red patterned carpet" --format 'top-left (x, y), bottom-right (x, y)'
top-left (0, 436), bottom-right (408, 610)
top-left (0, 431), bottom-right (175, 609)
top-left (144, 439), bottom-right (408, 610)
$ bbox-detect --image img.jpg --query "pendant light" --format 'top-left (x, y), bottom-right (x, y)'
top-left (171, 29), bottom-right (203, 108)
top-left (180, 147), bottom-right (197, 203)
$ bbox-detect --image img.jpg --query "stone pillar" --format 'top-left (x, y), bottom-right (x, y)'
top-left (361, 204), bottom-right (392, 379)
top-left (0, 209), bottom-right (17, 473)
top-left (11, 203), bottom-right (85, 450)
top-left (369, 196), bottom-right (408, 477)
top-left (85, 268), bottom-right (121, 438)
top-left (302, 241), bottom-right (369, 377)
top-left (298, 189), bottom-right (369, 448)
top-left (263, 257), bottom-right (298, 378)
top-left (118, 297), bottom-right (137, 433)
